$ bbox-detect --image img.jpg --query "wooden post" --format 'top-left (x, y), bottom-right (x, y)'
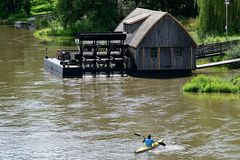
top-left (79, 38), bottom-right (83, 77)
top-left (121, 40), bottom-right (125, 75)
top-left (171, 47), bottom-right (174, 69)
top-left (190, 47), bottom-right (193, 69)
top-left (93, 40), bottom-right (97, 76)
top-left (158, 47), bottom-right (160, 69)
top-left (107, 40), bottom-right (111, 77)
top-left (142, 48), bottom-right (145, 70)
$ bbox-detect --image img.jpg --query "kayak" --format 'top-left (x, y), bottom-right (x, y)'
top-left (134, 139), bottom-right (165, 154)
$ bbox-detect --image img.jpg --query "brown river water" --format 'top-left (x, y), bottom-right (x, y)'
top-left (0, 25), bottom-right (239, 160)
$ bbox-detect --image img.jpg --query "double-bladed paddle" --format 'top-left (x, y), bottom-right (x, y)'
top-left (134, 133), bottom-right (166, 146)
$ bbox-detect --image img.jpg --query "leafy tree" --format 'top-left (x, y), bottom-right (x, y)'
top-left (197, 0), bottom-right (240, 34)
top-left (57, 0), bottom-right (118, 31)
top-left (121, 0), bottom-right (198, 17)
top-left (0, 0), bottom-right (31, 18)
top-left (90, 0), bottom-right (118, 31)
top-left (57, 0), bottom-right (92, 28)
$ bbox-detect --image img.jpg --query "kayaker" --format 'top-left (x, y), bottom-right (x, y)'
top-left (143, 135), bottom-right (155, 147)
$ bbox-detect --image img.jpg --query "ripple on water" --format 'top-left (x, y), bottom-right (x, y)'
top-left (154, 144), bottom-right (185, 154)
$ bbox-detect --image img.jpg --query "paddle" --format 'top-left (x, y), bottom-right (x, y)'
top-left (134, 133), bottom-right (166, 146)
top-left (134, 133), bottom-right (145, 138)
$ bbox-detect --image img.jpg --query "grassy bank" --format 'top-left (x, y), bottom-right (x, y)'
top-left (177, 17), bottom-right (240, 45)
top-left (36, 16), bottom-right (240, 44)
top-left (190, 32), bottom-right (240, 45)
top-left (183, 75), bottom-right (240, 93)
top-left (34, 28), bottom-right (74, 45)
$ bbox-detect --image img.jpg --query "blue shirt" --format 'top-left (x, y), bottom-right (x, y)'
top-left (144, 138), bottom-right (154, 147)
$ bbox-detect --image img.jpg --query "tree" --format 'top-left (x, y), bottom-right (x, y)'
top-left (0, 0), bottom-right (30, 18)
top-left (90, 0), bottom-right (118, 31)
top-left (197, 0), bottom-right (240, 34)
top-left (121, 0), bottom-right (198, 17)
top-left (57, 0), bottom-right (119, 31)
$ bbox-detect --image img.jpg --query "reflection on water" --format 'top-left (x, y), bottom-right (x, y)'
top-left (0, 25), bottom-right (240, 160)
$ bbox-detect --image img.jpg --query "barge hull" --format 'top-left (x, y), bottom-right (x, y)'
top-left (44, 58), bottom-right (83, 78)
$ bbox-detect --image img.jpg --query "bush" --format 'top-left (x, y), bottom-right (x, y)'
top-left (224, 44), bottom-right (240, 69)
top-left (69, 19), bottom-right (94, 35)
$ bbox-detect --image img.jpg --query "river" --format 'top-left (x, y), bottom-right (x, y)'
top-left (0, 25), bottom-right (239, 160)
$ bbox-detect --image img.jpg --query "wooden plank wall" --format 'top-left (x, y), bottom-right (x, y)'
top-left (139, 15), bottom-right (196, 47)
top-left (136, 47), bottom-right (195, 70)
top-left (133, 14), bottom-right (196, 70)
top-left (132, 14), bottom-right (197, 71)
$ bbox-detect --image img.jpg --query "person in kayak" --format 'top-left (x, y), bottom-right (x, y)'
top-left (143, 135), bottom-right (155, 147)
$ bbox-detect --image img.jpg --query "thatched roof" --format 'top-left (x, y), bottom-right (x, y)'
top-left (115, 8), bottom-right (196, 48)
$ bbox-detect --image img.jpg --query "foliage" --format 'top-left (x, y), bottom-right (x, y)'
top-left (1, 0), bottom-right (239, 41)
top-left (0, 0), bottom-right (57, 19)
top-left (123, 0), bottom-right (198, 17)
top-left (33, 28), bottom-right (73, 45)
top-left (31, 0), bottom-right (57, 15)
top-left (0, 0), bottom-right (31, 19)
top-left (183, 75), bottom-right (240, 93)
top-left (55, 0), bottom-right (198, 33)
top-left (69, 19), bottom-right (94, 34)
top-left (230, 75), bottom-right (240, 86)
top-left (189, 30), bottom-right (240, 45)
top-left (197, 0), bottom-right (240, 34)
top-left (56, 0), bottom-right (118, 32)
top-left (224, 44), bottom-right (240, 69)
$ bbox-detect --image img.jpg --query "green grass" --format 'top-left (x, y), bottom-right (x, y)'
top-left (189, 31), bottom-right (240, 45)
top-left (183, 75), bottom-right (240, 93)
top-left (178, 17), bottom-right (240, 45)
top-left (34, 28), bottom-right (74, 45)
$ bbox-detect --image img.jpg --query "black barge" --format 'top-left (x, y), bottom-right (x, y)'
top-left (44, 32), bottom-right (130, 78)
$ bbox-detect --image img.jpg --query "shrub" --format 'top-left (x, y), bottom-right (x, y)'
top-left (224, 44), bottom-right (240, 69)
top-left (69, 19), bottom-right (94, 35)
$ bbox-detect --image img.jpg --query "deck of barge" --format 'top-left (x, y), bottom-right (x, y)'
top-left (44, 58), bottom-right (84, 78)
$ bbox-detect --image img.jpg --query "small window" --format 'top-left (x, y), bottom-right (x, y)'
top-left (176, 48), bottom-right (183, 57)
top-left (150, 48), bottom-right (158, 58)
top-left (124, 24), bottom-right (131, 34)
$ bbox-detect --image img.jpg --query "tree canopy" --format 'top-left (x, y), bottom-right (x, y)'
top-left (197, 0), bottom-right (240, 34)
top-left (1, 0), bottom-right (239, 36)
top-left (57, 0), bottom-right (118, 31)
top-left (56, 0), bottom-right (198, 31)
top-left (0, 0), bottom-right (30, 18)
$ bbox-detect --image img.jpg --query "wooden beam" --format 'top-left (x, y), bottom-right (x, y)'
top-left (142, 48), bottom-right (145, 70)
top-left (158, 47), bottom-right (161, 69)
top-left (171, 47), bottom-right (174, 69)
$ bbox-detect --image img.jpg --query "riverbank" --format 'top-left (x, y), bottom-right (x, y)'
top-left (33, 16), bottom-right (240, 45)
top-left (34, 28), bottom-right (74, 45)
top-left (177, 17), bottom-right (240, 45)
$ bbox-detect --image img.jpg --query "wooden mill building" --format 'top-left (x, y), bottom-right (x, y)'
top-left (115, 8), bottom-right (197, 75)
